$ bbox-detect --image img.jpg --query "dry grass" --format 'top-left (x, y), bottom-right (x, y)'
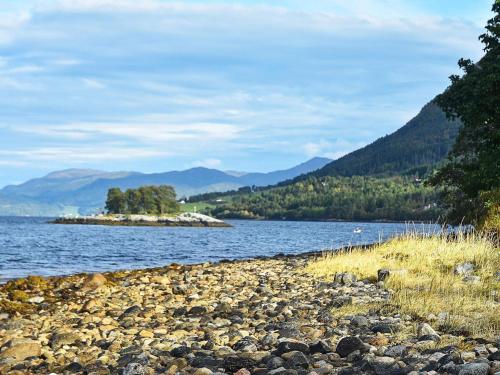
top-left (307, 231), bottom-right (500, 338)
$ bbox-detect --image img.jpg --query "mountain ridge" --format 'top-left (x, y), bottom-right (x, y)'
top-left (0, 157), bottom-right (332, 216)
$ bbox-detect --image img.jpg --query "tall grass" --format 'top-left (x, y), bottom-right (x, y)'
top-left (307, 231), bottom-right (500, 337)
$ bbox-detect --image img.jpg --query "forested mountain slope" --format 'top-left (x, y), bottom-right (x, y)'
top-left (306, 102), bottom-right (461, 179)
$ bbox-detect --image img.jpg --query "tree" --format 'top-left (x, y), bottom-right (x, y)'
top-left (105, 188), bottom-right (125, 214)
top-left (105, 185), bottom-right (179, 215)
top-left (429, 2), bottom-right (500, 228)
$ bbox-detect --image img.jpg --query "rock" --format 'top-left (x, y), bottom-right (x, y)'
top-left (267, 356), bottom-right (285, 369)
top-left (377, 269), bottom-right (391, 282)
top-left (335, 336), bottom-right (366, 358)
top-left (188, 306), bottom-right (208, 316)
top-left (417, 323), bottom-right (440, 340)
top-left (458, 362), bottom-right (490, 375)
top-left (334, 273), bottom-right (357, 285)
top-left (309, 340), bottom-right (332, 354)
top-left (368, 356), bottom-right (397, 375)
top-left (371, 323), bottom-right (396, 334)
top-left (489, 351), bottom-right (500, 361)
top-left (285, 351), bottom-right (309, 369)
top-left (0, 339), bottom-right (41, 361)
top-left (171, 346), bottom-right (192, 358)
top-left (454, 263), bottom-right (474, 276)
top-left (223, 356), bottom-right (257, 373)
top-left (350, 316), bottom-right (369, 327)
top-left (384, 345), bottom-right (408, 358)
top-left (377, 268), bottom-right (408, 281)
top-left (82, 273), bottom-right (107, 290)
top-left (27, 296), bottom-right (44, 304)
top-left (194, 368), bottom-right (214, 375)
top-left (233, 337), bottom-right (258, 352)
top-left (65, 362), bottom-right (84, 372)
top-left (234, 369), bottom-right (251, 375)
top-left (120, 305), bottom-right (142, 318)
top-left (331, 296), bottom-right (353, 308)
top-left (50, 331), bottom-right (80, 349)
top-left (463, 275), bottom-right (481, 284)
top-left (275, 340), bottom-right (309, 355)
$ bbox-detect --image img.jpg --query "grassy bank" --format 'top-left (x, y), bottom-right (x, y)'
top-left (307, 232), bottom-right (499, 337)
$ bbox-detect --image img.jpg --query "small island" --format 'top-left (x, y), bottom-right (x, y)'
top-left (51, 185), bottom-right (231, 227)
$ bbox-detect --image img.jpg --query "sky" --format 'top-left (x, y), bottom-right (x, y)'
top-left (0, 0), bottom-right (494, 187)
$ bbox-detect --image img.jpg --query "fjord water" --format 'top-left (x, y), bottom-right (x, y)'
top-left (0, 217), bottom-right (438, 281)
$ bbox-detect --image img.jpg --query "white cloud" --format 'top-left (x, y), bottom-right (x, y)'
top-left (0, 147), bottom-right (170, 162)
top-left (13, 121), bottom-right (241, 143)
top-left (82, 78), bottom-right (106, 89)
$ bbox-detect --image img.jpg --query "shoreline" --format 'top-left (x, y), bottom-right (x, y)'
top-left (0, 239), bottom-right (498, 375)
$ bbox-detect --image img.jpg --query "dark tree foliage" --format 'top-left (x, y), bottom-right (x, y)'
top-left (206, 176), bottom-right (441, 222)
top-left (105, 187), bottom-right (125, 214)
top-left (429, 2), bottom-right (500, 226)
top-left (294, 102), bottom-right (461, 180)
top-left (105, 185), bottom-right (179, 215)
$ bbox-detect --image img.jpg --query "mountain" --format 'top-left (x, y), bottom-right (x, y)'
top-left (0, 157), bottom-right (331, 216)
top-left (189, 101), bottom-right (462, 222)
top-left (304, 102), bottom-right (461, 180)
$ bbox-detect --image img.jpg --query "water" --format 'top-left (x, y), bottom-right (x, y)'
top-left (0, 217), bottom-right (438, 281)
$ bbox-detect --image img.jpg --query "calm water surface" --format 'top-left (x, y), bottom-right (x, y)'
top-left (0, 217), bottom-right (438, 281)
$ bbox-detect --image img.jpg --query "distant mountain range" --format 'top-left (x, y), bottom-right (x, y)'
top-left (0, 157), bottom-right (331, 216)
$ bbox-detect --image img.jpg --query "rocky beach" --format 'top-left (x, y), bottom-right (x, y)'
top-left (0, 250), bottom-right (498, 375)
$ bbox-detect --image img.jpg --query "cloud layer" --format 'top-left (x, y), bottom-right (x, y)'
top-left (0, 0), bottom-right (491, 186)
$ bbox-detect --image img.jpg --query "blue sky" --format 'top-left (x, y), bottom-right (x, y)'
top-left (0, 0), bottom-right (494, 187)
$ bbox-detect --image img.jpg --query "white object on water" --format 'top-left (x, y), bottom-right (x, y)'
top-left (353, 227), bottom-right (362, 233)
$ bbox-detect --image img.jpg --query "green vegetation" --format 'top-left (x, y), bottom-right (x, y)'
top-left (201, 176), bottom-right (441, 221)
top-left (180, 202), bottom-right (215, 213)
top-left (429, 3), bottom-right (500, 231)
top-left (105, 185), bottom-right (179, 215)
top-left (297, 102), bottom-right (461, 180)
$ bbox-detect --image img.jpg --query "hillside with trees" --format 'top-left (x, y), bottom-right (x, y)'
top-left (105, 185), bottom-right (179, 215)
top-left (295, 102), bottom-right (461, 180)
top-left (202, 176), bottom-right (440, 222)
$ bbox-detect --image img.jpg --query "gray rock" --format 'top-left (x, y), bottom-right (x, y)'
top-left (335, 336), bottom-right (365, 357)
top-left (384, 345), bottom-right (408, 358)
top-left (50, 332), bottom-right (80, 350)
top-left (454, 263), bottom-right (474, 276)
top-left (334, 273), bottom-right (357, 285)
top-left (368, 356), bottom-right (397, 375)
top-left (377, 269), bottom-right (391, 282)
top-left (417, 323), bottom-right (440, 340)
top-left (462, 275), bottom-right (481, 284)
top-left (123, 362), bottom-right (146, 375)
top-left (350, 316), bottom-right (369, 327)
top-left (285, 351), bottom-right (309, 369)
top-left (458, 362), bottom-right (490, 375)
top-left (309, 340), bottom-right (332, 354)
top-left (371, 323), bottom-right (397, 334)
top-left (275, 340), bottom-right (309, 355)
